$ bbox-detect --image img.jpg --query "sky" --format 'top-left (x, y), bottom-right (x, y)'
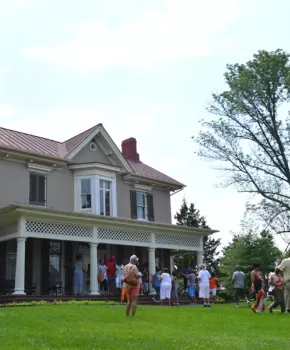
top-left (0, 0), bottom-right (289, 249)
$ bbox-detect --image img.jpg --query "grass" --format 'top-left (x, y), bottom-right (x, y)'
top-left (0, 303), bottom-right (289, 349)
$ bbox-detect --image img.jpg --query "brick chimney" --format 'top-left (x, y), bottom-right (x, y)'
top-left (121, 137), bottom-right (140, 162)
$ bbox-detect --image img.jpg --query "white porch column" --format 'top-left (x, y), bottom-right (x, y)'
top-left (13, 237), bottom-right (26, 295)
top-left (89, 242), bottom-right (100, 295)
top-left (170, 255), bottom-right (174, 274)
top-left (197, 251), bottom-right (203, 270)
top-left (148, 247), bottom-right (156, 295)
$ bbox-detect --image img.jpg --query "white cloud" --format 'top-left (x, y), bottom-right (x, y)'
top-left (23, 0), bottom-right (238, 73)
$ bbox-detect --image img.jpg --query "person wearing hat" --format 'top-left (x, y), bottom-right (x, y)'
top-left (232, 265), bottom-right (250, 308)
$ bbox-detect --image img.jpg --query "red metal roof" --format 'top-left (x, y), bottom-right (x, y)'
top-left (0, 125), bottom-right (184, 187)
top-left (127, 159), bottom-right (184, 187)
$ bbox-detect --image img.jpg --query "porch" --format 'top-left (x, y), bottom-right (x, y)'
top-left (0, 204), bottom-right (217, 298)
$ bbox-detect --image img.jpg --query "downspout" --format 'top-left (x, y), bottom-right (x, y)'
top-left (170, 187), bottom-right (185, 196)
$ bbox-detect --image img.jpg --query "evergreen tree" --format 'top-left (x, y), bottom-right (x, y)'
top-left (174, 199), bottom-right (221, 273)
top-left (219, 230), bottom-right (282, 300)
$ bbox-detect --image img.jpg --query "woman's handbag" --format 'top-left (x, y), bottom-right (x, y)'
top-left (124, 266), bottom-right (138, 286)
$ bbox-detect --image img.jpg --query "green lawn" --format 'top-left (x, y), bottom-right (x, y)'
top-left (0, 303), bottom-right (289, 349)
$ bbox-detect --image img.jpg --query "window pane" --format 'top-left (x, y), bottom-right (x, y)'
top-left (81, 194), bottom-right (91, 209)
top-left (81, 179), bottom-right (90, 195)
top-left (105, 191), bottom-right (111, 216)
top-left (105, 181), bottom-right (111, 190)
top-left (29, 174), bottom-right (37, 202)
top-left (137, 206), bottom-right (146, 219)
top-left (136, 193), bottom-right (145, 206)
top-left (38, 175), bottom-right (46, 204)
top-left (100, 190), bottom-right (104, 215)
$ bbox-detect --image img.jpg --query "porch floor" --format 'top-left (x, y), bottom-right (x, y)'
top-left (0, 295), bottom-right (214, 305)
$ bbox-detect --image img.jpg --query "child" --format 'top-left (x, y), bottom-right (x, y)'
top-left (120, 279), bottom-right (129, 304)
top-left (187, 270), bottom-right (197, 305)
top-left (209, 273), bottom-right (218, 303)
top-left (171, 271), bottom-right (179, 306)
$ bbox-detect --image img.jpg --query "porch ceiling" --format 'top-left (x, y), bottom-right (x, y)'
top-left (0, 204), bottom-right (218, 237)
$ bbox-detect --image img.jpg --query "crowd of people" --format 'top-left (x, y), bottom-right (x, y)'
top-left (72, 251), bottom-right (290, 317)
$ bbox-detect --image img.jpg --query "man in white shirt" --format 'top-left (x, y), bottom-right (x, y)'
top-left (197, 264), bottom-right (211, 307)
top-left (277, 252), bottom-right (290, 313)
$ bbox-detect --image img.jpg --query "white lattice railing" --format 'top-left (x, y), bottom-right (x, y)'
top-left (98, 228), bottom-right (151, 244)
top-left (0, 222), bottom-right (18, 238)
top-left (21, 219), bottom-right (201, 250)
top-left (155, 234), bottom-right (201, 248)
top-left (25, 220), bottom-right (93, 239)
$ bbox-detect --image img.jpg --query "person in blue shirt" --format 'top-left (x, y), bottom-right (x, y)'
top-left (151, 267), bottom-right (161, 302)
top-left (182, 265), bottom-right (191, 293)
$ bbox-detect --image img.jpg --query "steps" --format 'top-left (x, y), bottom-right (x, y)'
top-left (0, 294), bottom-right (215, 305)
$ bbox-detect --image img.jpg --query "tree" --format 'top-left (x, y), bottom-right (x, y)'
top-left (219, 230), bottom-right (282, 300)
top-left (174, 199), bottom-right (221, 272)
top-left (193, 50), bottom-right (290, 243)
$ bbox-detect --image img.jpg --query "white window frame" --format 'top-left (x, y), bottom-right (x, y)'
top-left (79, 178), bottom-right (92, 212)
top-left (136, 191), bottom-right (148, 221)
top-left (74, 170), bottom-right (117, 217)
top-left (99, 179), bottom-right (113, 217)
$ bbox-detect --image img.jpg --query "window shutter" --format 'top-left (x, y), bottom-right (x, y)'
top-left (130, 190), bottom-right (138, 219)
top-left (147, 193), bottom-right (154, 221)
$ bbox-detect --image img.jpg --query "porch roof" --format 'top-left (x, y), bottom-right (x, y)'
top-left (0, 204), bottom-right (218, 237)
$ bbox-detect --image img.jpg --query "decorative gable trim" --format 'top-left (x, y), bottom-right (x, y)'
top-left (65, 125), bottom-right (102, 160)
top-left (65, 125), bottom-right (132, 173)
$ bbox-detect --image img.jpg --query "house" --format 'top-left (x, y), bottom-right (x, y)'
top-left (0, 123), bottom-right (217, 297)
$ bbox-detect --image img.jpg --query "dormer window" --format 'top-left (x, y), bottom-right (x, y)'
top-left (75, 173), bottom-right (117, 216)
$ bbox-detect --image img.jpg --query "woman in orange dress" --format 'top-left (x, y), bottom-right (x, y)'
top-left (123, 255), bottom-right (142, 316)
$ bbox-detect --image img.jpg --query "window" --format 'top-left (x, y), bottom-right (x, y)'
top-left (130, 190), bottom-right (154, 221)
top-left (80, 179), bottom-right (91, 209)
top-left (136, 192), bottom-right (147, 220)
top-left (99, 179), bottom-right (112, 216)
top-left (29, 172), bottom-right (46, 206)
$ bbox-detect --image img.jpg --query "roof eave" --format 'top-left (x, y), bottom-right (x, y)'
top-left (123, 173), bottom-right (186, 190)
top-left (0, 147), bottom-right (68, 166)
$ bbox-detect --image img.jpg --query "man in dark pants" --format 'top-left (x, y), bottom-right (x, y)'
top-left (232, 265), bottom-right (250, 308)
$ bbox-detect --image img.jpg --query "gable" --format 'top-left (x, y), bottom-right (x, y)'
top-left (71, 139), bottom-right (113, 166)
top-left (65, 124), bottom-right (132, 173)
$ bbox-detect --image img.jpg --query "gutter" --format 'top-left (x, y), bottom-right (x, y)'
top-left (170, 187), bottom-right (185, 196)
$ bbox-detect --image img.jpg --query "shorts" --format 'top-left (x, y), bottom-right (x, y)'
top-left (126, 284), bottom-right (140, 300)
top-left (160, 285), bottom-right (172, 300)
top-left (199, 285), bottom-right (210, 299)
top-left (210, 288), bottom-right (217, 296)
top-left (188, 287), bottom-right (195, 297)
top-left (171, 284), bottom-right (178, 298)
